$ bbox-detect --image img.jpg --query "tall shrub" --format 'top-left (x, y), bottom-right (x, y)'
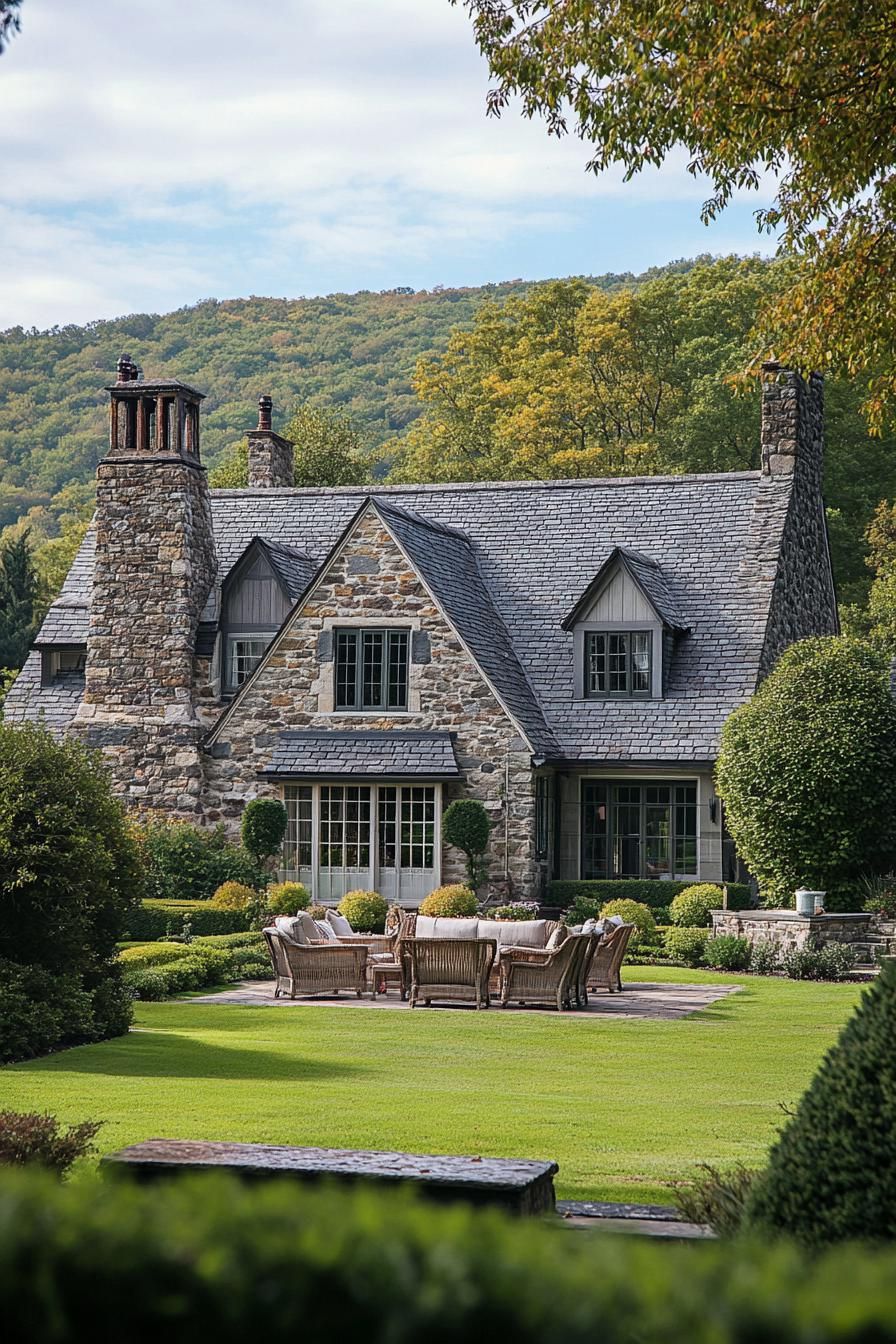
top-left (136, 820), bottom-right (264, 901)
top-left (0, 723), bottom-right (142, 1056)
top-left (746, 959), bottom-right (896, 1245)
top-left (716, 638), bottom-right (896, 909)
top-left (442, 799), bottom-right (490, 891)
top-left (241, 798), bottom-right (288, 870)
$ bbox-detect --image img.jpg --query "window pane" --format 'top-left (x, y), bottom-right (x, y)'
top-left (387, 630), bottom-right (409, 709)
top-left (535, 775), bottom-right (551, 857)
top-left (631, 631), bottom-right (651, 693)
top-left (283, 785), bottom-right (312, 870)
top-left (645, 803), bottom-right (670, 878)
top-left (335, 630), bottom-right (358, 709)
top-left (400, 786), bottom-right (435, 868)
top-left (320, 785), bottom-right (371, 869)
top-left (581, 781), bottom-right (608, 879)
top-left (674, 784), bottom-right (698, 874)
top-left (585, 632), bottom-right (606, 695)
top-left (361, 630), bottom-right (385, 708)
top-left (230, 637), bottom-right (269, 687)
top-left (612, 784), bottom-right (642, 877)
top-left (608, 633), bottom-right (628, 694)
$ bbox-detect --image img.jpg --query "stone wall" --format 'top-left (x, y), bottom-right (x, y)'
top-left (202, 505), bottom-right (538, 897)
top-left (757, 367), bottom-right (839, 677)
top-left (711, 909), bottom-right (895, 961)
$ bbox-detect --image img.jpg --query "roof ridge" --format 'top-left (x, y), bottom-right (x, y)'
top-left (209, 469), bottom-right (763, 499)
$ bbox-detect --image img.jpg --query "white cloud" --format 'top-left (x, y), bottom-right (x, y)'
top-left (0, 0), bottom-right (777, 326)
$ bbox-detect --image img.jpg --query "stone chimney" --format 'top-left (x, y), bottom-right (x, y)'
top-left (247, 395), bottom-right (294, 488)
top-left (760, 361), bottom-right (824, 488)
top-left (74, 356), bottom-right (218, 813)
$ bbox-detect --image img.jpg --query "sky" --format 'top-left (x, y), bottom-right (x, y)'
top-left (0, 0), bottom-right (776, 331)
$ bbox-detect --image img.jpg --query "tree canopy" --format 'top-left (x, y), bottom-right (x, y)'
top-left (460, 1), bottom-right (896, 428)
top-left (0, 530), bottom-right (38, 671)
top-left (0, 1), bottom-right (21, 54)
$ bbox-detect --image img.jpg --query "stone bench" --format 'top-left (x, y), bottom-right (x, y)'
top-left (102, 1140), bottom-right (558, 1216)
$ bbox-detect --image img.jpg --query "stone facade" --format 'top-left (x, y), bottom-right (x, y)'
top-left (202, 506), bottom-right (538, 897)
top-left (247, 396), bottom-right (294, 489)
top-left (756, 365), bottom-right (839, 675)
top-left (711, 909), bottom-right (896, 962)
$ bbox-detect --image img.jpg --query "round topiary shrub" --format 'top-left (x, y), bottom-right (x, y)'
top-left (599, 899), bottom-right (655, 949)
top-left (716, 637), bottom-right (896, 910)
top-left (211, 882), bottom-right (259, 912)
top-left (745, 957), bottom-right (896, 1246)
top-left (703, 934), bottom-right (751, 971)
top-left (665, 927), bottom-right (710, 967)
top-left (338, 890), bottom-right (388, 933)
top-left (442, 800), bottom-right (490, 891)
top-left (265, 883), bottom-right (310, 916)
top-left (418, 885), bottom-right (478, 918)
top-left (241, 798), bottom-right (288, 868)
top-left (669, 884), bottom-right (724, 928)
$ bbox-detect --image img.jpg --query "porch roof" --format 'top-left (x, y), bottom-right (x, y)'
top-left (258, 729), bottom-right (461, 780)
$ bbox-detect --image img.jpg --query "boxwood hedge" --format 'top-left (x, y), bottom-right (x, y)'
top-left (547, 880), bottom-right (752, 912)
top-left (122, 900), bottom-right (253, 942)
top-left (2, 1170), bottom-right (896, 1342)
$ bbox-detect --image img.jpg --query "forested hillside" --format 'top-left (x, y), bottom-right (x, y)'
top-left (0, 269), bottom-right (669, 538)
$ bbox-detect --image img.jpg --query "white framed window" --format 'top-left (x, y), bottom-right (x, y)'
top-left (226, 633), bottom-right (276, 691)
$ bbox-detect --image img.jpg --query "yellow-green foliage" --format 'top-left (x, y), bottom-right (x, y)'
top-left (669, 884), bottom-right (724, 927)
top-left (338, 891), bottom-right (388, 934)
top-left (418, 885), bottom-right (478, 918)
top-left (265, 883), bottom-right (310, 915)
top-left (211, 882), bottom-right (259, 912)
top-left (599, 899), bottom-right (655, 948)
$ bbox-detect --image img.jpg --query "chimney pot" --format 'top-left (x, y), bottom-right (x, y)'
top-left (257, 395), bottom-right (273, 431)
top-left (117, 353), bottom-right (135, 383)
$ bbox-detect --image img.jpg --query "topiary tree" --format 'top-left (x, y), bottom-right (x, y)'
top-left (746, 958), bottom-right (896, 1246)
top-left (442, 799), bottom-right (490, 892)
top-left (0, 722), bottom-right (143, 1057)
top-left (241, 798), bottom-right (288, 871)
top-left (669, 885), bottom-right (724, 928)
top-left (716, 638), bottom-right (896, 910)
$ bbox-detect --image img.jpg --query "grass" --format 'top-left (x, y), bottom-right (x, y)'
top-left (2, 966), bottom-right (864, 1204)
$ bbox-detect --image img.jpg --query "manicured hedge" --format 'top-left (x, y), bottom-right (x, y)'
top-left (3, 1170), bottom-right (896, 1341)
top-left (119, 933), bottom-right (269, 999)
top-left (547, 880), bottom-right (753, 912)
top-left (122, 900), bottom-right (253, 942)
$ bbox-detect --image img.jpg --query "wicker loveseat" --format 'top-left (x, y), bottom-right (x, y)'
top-left (263, 928), bottom-right (368, 999)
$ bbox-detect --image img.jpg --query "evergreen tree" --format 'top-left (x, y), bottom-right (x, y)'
top-left (746, 959), bottom-right (896, 1246)
top-left (0, 531), bottom-right (38, 671)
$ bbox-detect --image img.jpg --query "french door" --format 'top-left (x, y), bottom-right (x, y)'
top-left (282, 782), bottom-right (440, 905)
top-left (580, 780), bottom-right (698, 880)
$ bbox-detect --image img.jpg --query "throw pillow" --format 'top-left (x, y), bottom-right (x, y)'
top-left (274, 915), bottom-right (307, 945)
top-left (296, 911), bottom-right (323, 943)
top-left (326, 910), bottom-right (354, 936)
top-left (314, 920), bottom-right (339, 942)
top-left (545, 927), bottom-right (565, 951)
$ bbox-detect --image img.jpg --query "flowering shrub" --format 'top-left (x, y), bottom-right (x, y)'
top-left (491, 901), bottom-right (539, 921)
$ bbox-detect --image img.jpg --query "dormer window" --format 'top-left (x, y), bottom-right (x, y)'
top-left (585, 631), bottom-right (652, 698)
top-left (335, 628), bottom-right (409, 711)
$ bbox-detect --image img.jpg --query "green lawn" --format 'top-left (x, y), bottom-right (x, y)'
top-left (2, 967), bottom-right (864, 1204)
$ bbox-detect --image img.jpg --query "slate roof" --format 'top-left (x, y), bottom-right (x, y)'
top-left (1, 652), bottom-right (85, 734)
top-left (260, 730), bottom-right (461, 779)
top-left (258, 539), bottom-right (316, 600)
top-left (26, 469), bottom-right (797, 760)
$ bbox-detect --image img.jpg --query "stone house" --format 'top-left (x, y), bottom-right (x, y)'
top-left (5, 357), bottom-right (839, 903)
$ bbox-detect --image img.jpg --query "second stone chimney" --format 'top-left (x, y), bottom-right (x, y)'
top-left (247, 396), bottom-right (294, 488)
top-left (760, 361), bottom-right (824, 488)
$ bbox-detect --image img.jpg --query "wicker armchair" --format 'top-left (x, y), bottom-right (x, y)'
top-left (586, 922), bottom-right (634, 993)
top-left (499, 934), bottom-right (585, 1011)
top-left (404, 937), bottom-right (496, 1009)
top-left (263, 929), bottom-right (368, 999)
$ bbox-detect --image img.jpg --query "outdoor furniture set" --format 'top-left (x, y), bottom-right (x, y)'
top-left (263, 908), bottom-right (634, 1011)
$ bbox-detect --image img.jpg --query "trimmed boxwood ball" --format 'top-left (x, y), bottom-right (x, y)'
top-left (598, 899), bottom-right (655, 949)
top-left (265, 882), bottom-right (310, 916)
top-left (717, 637), bottom-right (896, 910)
top-left (338, 890), bottom-right (388, 933)
top-left (669, 884), bottom-right (724, 928)
top-left (746, 958), bottom-right (896, 1246)
top-left (665, 927), bottom-right (710, 967)
top-left (210, 882), bottom-right (259, 912)
top-left (241, 798), bottom-right (288, 866)
top-left (418, 885), bottom-right (478, 917)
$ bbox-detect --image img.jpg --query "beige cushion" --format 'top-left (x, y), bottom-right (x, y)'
top-left (314, 919), bottom-right (339, 942)
top-left (414, 916), bottom-right (479, 940)
top-left (476, 919), bottom-right (507, 944)
top-left (496, 919), bottom-right (548, 948)
top-left (545, 926), bottom-right (565, 951)
top-left (274, 915), bottom-right (307, 945)
top-left (326, 910), bottom-right (354, 936)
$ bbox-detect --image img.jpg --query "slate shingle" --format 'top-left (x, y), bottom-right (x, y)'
top-left (260, 730), bottom-right (460, 778)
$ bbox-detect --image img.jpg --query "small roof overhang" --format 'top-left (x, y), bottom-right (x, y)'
top-left (258, 730), bottom-right (461, 781)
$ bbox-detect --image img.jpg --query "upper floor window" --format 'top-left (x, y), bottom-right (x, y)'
top-left (585, 630), bottom-right (652, 698)
top-left (227, 634), bottom-right (275, 691)
top-left (335, 628), bottom-right (409, 711)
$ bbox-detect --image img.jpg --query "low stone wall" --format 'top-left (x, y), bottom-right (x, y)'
top-left (711, 909), bottom-right (895, 962)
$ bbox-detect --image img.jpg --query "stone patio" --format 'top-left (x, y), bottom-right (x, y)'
top-left (190, 979), bottom-right (740, 1021)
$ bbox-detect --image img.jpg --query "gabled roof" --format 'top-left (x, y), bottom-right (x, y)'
top-left (259, 730), bottom-right (460, 779)
top-left (25, 468), bottom-right (811, 760)
top-left (561, 546), bottom-right (689, 633)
